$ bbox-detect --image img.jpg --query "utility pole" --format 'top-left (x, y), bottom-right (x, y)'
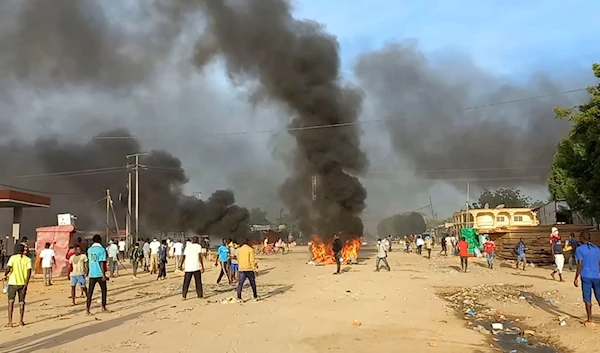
top-left (428, 195), bottom-right (435, 220)
top-left (105, 188), bottom-right (111, 240)
top-left (125, 171), bottom-right (132, 246)
top-left (126, 153), bottom-right (148, 244)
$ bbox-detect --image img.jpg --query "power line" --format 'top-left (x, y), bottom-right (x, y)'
top-left (9, 167), bottom-right (125, 180)
top-left (0, 182), bottom-right (91, 196)
top-left (0, 164), bottom-right (550, 183)
top-left (92, 88), bottom-right (587, 138)
top-left (361, 176), bottom-right (542, 182)
top-left (228, 165), bottom-right (551, 178)
top-left (3, 165), bottom-right (185, 181)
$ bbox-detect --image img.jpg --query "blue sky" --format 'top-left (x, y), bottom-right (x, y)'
top-left (293, 0), bottom-right (599, 77)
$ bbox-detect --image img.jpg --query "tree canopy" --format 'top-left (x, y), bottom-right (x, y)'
top-left (376, 212), bottom-right (427, 236)
top-left (472, 188), bottom-right (542, 209)
top-left (249, 207), bottom-right (270, 225)
top-left (549, 63), bottom-right (600, 217)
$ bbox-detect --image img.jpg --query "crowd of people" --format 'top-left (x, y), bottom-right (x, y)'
top-left (1, 235), bottom-right (262, 328)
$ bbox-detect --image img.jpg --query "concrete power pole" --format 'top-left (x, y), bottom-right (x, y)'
top-left (105, 188), bottom-right (111, 240)
top-left (126, 153), bottom-right (147, 243)
top-left (125, 171), bottom-right (132, 245)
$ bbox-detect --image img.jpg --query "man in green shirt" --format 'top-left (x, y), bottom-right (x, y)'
top-left (4, 244), bottom-right (32, 327)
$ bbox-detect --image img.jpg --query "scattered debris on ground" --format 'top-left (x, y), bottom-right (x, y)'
top-left (437, 284), bottom-right (564, 353)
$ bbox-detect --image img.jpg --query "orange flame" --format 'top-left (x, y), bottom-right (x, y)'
top-left (309, 236), bottom-right (361, 264)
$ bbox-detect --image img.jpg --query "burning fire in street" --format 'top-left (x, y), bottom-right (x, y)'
top-left (309, 236), bottom-right (361, 264)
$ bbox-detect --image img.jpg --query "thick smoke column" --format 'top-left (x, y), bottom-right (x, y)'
top-left (354, 43), bottom-right (588, 187)
top-left (0, 1), bottom-right (252, 239)
top-left (194, 0), bottom-right (369, 238)
top-left (0, 128), bottom-right (249, 239)
top-left (0, 0), bottom-right (195, 89)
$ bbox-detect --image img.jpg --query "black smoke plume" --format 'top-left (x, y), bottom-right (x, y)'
top-left (0, 1), bottom-right (251, 239)
top-left (193, 0), bottom-right (369, 238)
top-left (354, 42), bottom-right (591, 188)
top-left (0, 128), bottom-right (249, 239)
top-left (0, 0), bottom-right (197, 89)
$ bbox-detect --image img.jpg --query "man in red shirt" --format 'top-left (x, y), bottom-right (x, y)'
top-left (458, 237), bottom-right (469, 272)
top-left (483, 238), bottom-right (496, 269)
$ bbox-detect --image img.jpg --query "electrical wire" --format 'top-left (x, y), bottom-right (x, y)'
top-left (9, 167), bottom-right (126, 180)
top-left (0, 182), bottom-right (91, 196)
top-left (91, 88), bottom-right (587, 138)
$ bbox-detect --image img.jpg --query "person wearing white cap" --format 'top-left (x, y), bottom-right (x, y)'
top-left (550, 227), bottom-right (560, 244)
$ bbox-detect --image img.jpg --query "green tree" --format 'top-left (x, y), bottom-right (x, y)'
top-left (249, 207), bottom-right (270, 225)
top-left (472, 188), bottom-right (540, 208)
top-left (376, 216), bottom-right (395, 236)
top-left (377, 212), bottom-right (427, 236)
top-left (405, 212), bottom-right (426, 234)
top-left (549, 63), bottom-right (600, 217)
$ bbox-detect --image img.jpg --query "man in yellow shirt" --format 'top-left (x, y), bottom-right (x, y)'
top-left (4, 244), bottom-right (32, 327)
top-left (236, 239), bottom-right (260, 302)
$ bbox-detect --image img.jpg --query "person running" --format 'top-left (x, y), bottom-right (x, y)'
top-left (86, 235), bottom-right (108, 315)
top-left (574, 231), bottom-right (600, 327)
top-left (514, 238), bottom-right (527, 271)
top-left (130, 242), bottom-right (144, 279)
top-left (424, 236), bottom-right (433, 259)
top-left (230, 242), bottom-right (239, 281)
top-left (483, 237), bottom-right (496, 269)
top-left (551, 239), bottom-right (565, 282)
top-left (118, 238), bottom-right (126, 261)
top-left (3, 244), bottom-right (31, 327)
top-left (180, 236), bottom-right (205, 300)
top-left (457, 237), bottom-right (469, 272)
top-left (157, 240), bottom-right (168, 280)
top-left (142, 239), bottom-right (150, 272)
top-left (332, 234), bottom-right (343, 275)
top-left (68, 245), bottom-right (88, 305)
top-left (149, 238), bottom-right (161, 274)
top-left (236, 238), bottom-right (259, 302)
top-left (106, 240), bottom-right (119, 278)
top-left (375, 238), bottom-right (390, 271)
top-left (567, 233), bottom-right (579, 271)
top-left (173, 239), bottom-right (184, 272)
top-left (39, 242), bottom-right (56, 286)
top-left (275, 238), bottom-right (285, 254)
top-left (215, 238), bottom-right (231, 284)
top-left (415, 235), bottom-right (424, 255)
top-left (439, 235), bottom-right (448, 256)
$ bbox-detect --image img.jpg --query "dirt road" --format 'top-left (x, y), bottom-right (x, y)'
top-left (0, 246), bottom-right (597, 352)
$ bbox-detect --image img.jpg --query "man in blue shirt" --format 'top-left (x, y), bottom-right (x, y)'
top-left (86, 234), bottom-right (108, 315)
top-left (514, 238), bottom-right (527, 271)
top-left (574, 231), bottom-right (600, 327)
top-left (215, 238), bottom-right (231, 284)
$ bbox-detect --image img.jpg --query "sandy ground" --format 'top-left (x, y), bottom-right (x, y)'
top-left (0, 245), bottom-right (598, 353)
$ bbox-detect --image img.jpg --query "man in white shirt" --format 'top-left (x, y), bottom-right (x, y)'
top-left (173, 240), bottom-right (184, 271)
top-left (415, 236), bottom-right (425, 255)
top-left (39, 242), bottom-right (56, 286)
top-left (382, 237), bottom-right (390, 252)
top-left (118, 238), bottom-right (126, 261)
top-left (106, 241), bottom-right (119, 277)
top-left (179, 236), bottom-right (205, 300)
top-left (375, 238), bottom-right (390, 271)
top-left (149, 238), bottom-right (161, 274)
